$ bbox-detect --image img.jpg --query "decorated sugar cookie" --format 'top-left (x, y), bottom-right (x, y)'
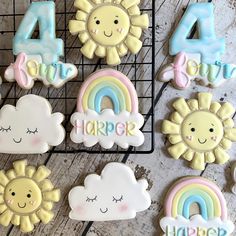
top-left (231, 162), bottom-right (236, 194)
top-left (162, 93), bottom-right (236, 170)
top-left (0, 94), bottom-right (65, 154)
top-left (68, 162), bottom-right (151, 221)
top-left (4, 1), bottom-right (78, 89)
top-left (70, 69), bottom-right (144, 149)
top-left (0, 160), bottom-right (60, 233)
top-left (69, 0), bottom-right (149, 65)
top-left (160, 177), bottom-right (234, 235)
top-left (158, 3), bottom-right (236, 89)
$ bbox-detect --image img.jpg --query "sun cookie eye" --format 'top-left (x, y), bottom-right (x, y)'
top-left (209, 128), bottom-right (214, 132)
top-left (11, 192), bottom-right (15, 196)
top-left (114, 19), bottom-right (119, 24)
top-left (191, 128), bottom-right (195, 132)
top-left (27, 194), bottom-right (31, 198)
top-left (96, 20), bottom-right (100, 25)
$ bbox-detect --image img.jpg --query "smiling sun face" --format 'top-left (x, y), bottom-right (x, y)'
top-left (0, 160), bottom-right (60, 233)
top-left (162, 93), bottom-right (236, 170)
top-left (69, 0), bottom-right (149, 65)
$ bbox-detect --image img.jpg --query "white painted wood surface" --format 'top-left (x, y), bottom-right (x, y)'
top-left (0, 0), bottom-right (236, 235)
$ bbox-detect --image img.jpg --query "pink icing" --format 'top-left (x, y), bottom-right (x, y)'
top-left (119, 204), bottom-right (129, 212)
top-left (162, 52), bottom-right (191, 89)
top-left (77, 69), bottom-right (139, 113)
top-left (12, 53), bottom-right (30, 88)
top-left (164, 177), bottom-right (228, 220)
top-left (31, 136), bottom-right (42, 146)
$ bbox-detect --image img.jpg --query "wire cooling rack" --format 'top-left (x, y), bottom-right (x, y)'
top-left (0, 0), bottom-right (155, 154)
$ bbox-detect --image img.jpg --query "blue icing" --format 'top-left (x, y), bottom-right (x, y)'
top-left (13, 1), bottom-right (64, 65)
top-left (183, 195), bottom-right (208, 220)
top-left (95, 87), bottom-right (120, 114)
top-left (170, 3), bottom-right (225, 64)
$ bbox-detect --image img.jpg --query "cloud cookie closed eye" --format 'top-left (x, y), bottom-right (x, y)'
top-left (68, 162), bottom-right (151, 221)
top-left (0, 94), bottom-right (65, 154)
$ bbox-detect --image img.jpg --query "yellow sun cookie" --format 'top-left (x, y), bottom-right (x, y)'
top-left (69, 0), bottom-right (149, 65)
top-left (162, 93), bottom-right (236, 170)
top-left (0, 160), bottom-right (60, 233)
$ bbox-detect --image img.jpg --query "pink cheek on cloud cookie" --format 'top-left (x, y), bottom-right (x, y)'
top-left (118, 204), bottom-right (129, 212)
top-left (31, 136), bottom-right (42, 146)
top-left (75, 205), bottom-right (85, 214)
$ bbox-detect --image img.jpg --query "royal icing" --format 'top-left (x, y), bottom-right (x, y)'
top-left (68, 162), bottom-right (151, 221)
top-left (5, 1), bottom-right (78, 89)
top-left (162, 93), bottom-right (236, 170)
top-left (231, 162), bottom-right (236, 195)
top-left (158, 3), bottom-right (236, 89)
top-left (0, 94), bottom-right (65, 154)
top-left (70, 69), bottom-right (144, 149)
top-left (160, 177), bottom-right (234, 236)
top-left (0, 159), bottom-right (60, 233)
top-left (69, 0), bottom-right (149, 65)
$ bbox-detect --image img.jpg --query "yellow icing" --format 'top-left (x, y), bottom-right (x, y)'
top-left (162, 92), bottom-right (236, 170)
top-left (181, 111), bottom-right (224, 152)
top-left (87, 6), bottom-right (130, 46)
top-left (69, 0), bottom-right (149, 65)
top-left (0, 160), bottom-right (60, 233)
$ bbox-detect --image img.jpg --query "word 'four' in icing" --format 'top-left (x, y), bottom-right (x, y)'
top-left (5, 1), bottom-right (77, 89)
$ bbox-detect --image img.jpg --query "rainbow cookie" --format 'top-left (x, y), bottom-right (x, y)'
top-left (70, 69), bottom-right (144, 149)
top-left (4, 1), bottom-right (78, 89)
top-left (160, 177), bottom-right (234, 236)
top-left (158, 3), bottom-right (236, 89)
top-left (69, 0), bottom-right (149, 65)
top-left (0, 160), bottom-right (60, 233)
top-left (68, 162), bottom-right (151, 221)
top-left (162, 93), bottom-right (236, 170)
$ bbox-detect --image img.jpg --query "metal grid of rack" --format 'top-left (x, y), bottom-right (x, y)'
top-left (0, 0), bottom-right (155, 154)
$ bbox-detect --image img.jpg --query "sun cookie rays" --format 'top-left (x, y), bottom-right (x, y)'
top-left (69, 0), bottom-right (149, 65)
top-left (0, 160), bottom-right (60, 233)
top-left (162, 93), bottom-right (236, 170)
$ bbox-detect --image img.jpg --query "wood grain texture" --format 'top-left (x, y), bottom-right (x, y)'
top-left (0, 0), bottom-right (236, 235)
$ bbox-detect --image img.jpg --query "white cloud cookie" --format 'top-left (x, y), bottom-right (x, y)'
top-left (0, 94), bottom-right (65, 154)
top-left (68, 162), bottom-right (151, 221)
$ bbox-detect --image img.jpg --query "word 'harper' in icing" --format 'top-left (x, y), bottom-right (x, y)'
top-left (0, 94), bottom-right (65, 154)
top-left (231, 162), bottom-right (236, 194)
top-left (162, 93), bottom-right (236, 170)
top-left (6, 1), bottom-right (78, 89)
top-left (69, 0), bottom-right (149, 65)
top-left (160, 177), bottom-right (234, 236)
top-left (70, 69), bottom-right (144, 149)
top-left (0, 160), bottom-right (60, 233)
top-left (5, 53), bottom-right (78, 89)
top-left (68, 162), bottom-right (151, 221)
top-left (159, 52), bottom-right (236, 89)
top-left (158, 3), bottom-right (233, 89)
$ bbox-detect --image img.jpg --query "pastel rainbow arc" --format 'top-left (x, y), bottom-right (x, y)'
top-left (77, 69), bottom-right (139, 114)
top-left (164, 177), bottom-right (228, 221)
